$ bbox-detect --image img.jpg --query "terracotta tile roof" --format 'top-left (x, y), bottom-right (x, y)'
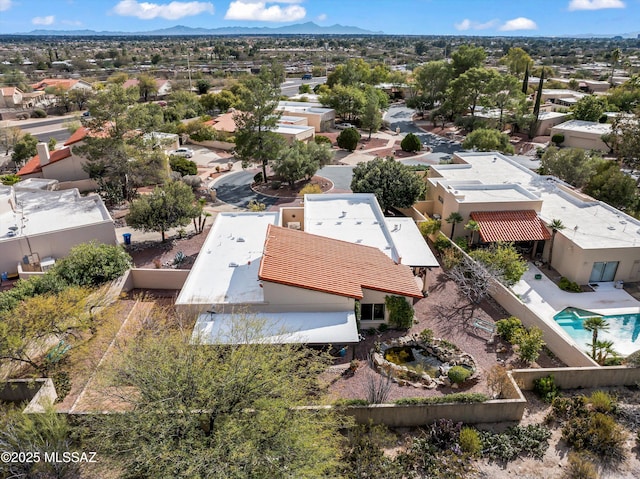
top-left (205, 112), bottom-right (237, 133)
top-left (470, 210), bottom-right (551, 243)
top-left (31, 79), bottom-right (78, 91)
top-left (259, 225), bottom-right (422, 299)
top-left (17, 147), bottom-right (72, 176)
top-left (64, 126), bottom-right (90, 145)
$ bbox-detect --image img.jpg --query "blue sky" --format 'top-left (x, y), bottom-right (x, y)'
top-left (0, 0), bottom-right (639, 35)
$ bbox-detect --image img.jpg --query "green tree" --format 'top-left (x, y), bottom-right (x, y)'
top-left (540, 147), bottom-right (602, 188)
top-left (53, 241), bottom-right (132, 287)
top-left (584, 316), bottom-right (610, 361)
top-left (547, 219), bottom-right (565, 271)
top-left (583, 161), bottom-right (638, 211)
top-left (337, 127), bottom-right (361, 152)
top-left (233, 77), bottom-right (282, 182)
top-left (400, 133), bottom-right (422, 153)
top-left (450, 45), bottom-right (486, 77)
top-left (327, 58), bottom-right (372, 87)
top-left (602, 115), bottom-right (640, 173)
top-left (11, 132), bottom-right (38, 166)
top-left (126, 181), bottom-right (199, 242)
top-left (500, 47), bottom-right (533, 79)
top-left (85, 317), bottom-right (344, 478)
top-left (610, 47), bottom-right (621, 86)
top-left (470, 242), bottom-right (528, 286)
top-left (449, 67), bottom-right (500, 118)
top-left (0, 125), bottom-right (23, 155)
top-left (137, 74), bottom-right (158, 102)
top-left (408, 60), bottom-right (452, 112)
top-left (272, 141), bottom-right (320, 187)
top-left (446, 212), bottom-right (463, 239)
top-left (68, 87), bottom-right (93, 111)
top-left (170, 156), bottom-right (198, 176)
top-left (513, 326), bottom-right (545, 364)
top-left (572, 95), bottom-right (607, 122)
top-left (462, 128), bottom-right (515, 154)
top-left (530, 70), bottom-right (545, 138)
top-left (488, 74), bottom-right (524, 129)
top-left (320, 84), bottom-right (366, 122)
top-left (351, 157), bottom-right (425, 213)
top-left (361, 88), bottom-right (384, 139)
top-left (196, 79), bottom-right (211, 95)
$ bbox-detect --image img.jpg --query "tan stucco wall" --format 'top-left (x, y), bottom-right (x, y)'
top-left (550, 127), bottom-right (610, 152)
top-left (261, 281), bottom-right (354, 313)
top-left (0, 221), bottom-right (117, 275)
top-left (279, 207), bottom-right (305, 229)
top-left (121, 268), bottom-right (190, 291)
top-left (513, 367), bottom-right (640, 390)
top-left (42, 154), bottom-right (90, 182)
top-left (281, 110), bottom-right (335, 132)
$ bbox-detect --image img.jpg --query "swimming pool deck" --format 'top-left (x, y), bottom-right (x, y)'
top-left (512, 264), bottom-right (640, 321)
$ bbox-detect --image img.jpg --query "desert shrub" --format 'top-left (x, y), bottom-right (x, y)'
top-left (51, 370), bottom-right (71, 403)
top-left (419, 218), bottom-right (441, 237)
top-left (487, 365), bottom-right (514, 399)
top-left (314, 135), bottom-right (332, 145)
top-left (533, 374), bottom-right (559, 403)
top-left (270, 180), bottom-right (282, 189)
top-left (253, 172), bottom-right (264, 183)
top-left (513, 326), bottom-right (545, 364)
top-left (563, 452), bottom-right (599, 479)
top-left (299, 184), bottom-right (322, 195)
top-left (425, 419), bottom-right (462, 450)
top-left (0, 174), bottom-right (21, 185)
top-left (419, 328), bottom-right (434, 344)
top-left (385, 296), bottom-right (414, 329)
top-left (31, 108), bottom-right (47, 118)
top-left (551, 133), bottom-right (565, 146)
top-left (401, 132), bottom-right (422, 152)
top-left (562, 412), bottom-right (627, 463)
top-left (496, 316), bottom-right (524, 342)
top-left (624, 349), bottom-right (640, 367)
top-left (454, 236), bottom-right (469, 252)
top-left (441, 248), bottom-right (462, 269)
top-left (548, 396), bottom-right (588, 423)
top-left (394, 393), bottom-right (487, 405)
top-left (559, 276), bottom-right (582, 292)
top-left (189, 126), bottom-right (215, 142)
top-left (448, 365), bottom-right (471, 384)
top-left (480, 424), bottom-right (552, 462)
top-left (588, 390), bottom-right (616, 414)
top-left (337, 127), bottom-right (360, 151)
top-left (459, 427), bottom-right (482, 456)
top-left (181, 175), bottom-right (202, 189)
top-left (169, 156), bottom-right (198, 176)
top-left (52, 242), bottom-right (131, 287)
top-left (434, 234), bottom-right (452, 252)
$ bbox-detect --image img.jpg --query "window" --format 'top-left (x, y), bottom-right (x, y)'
top-left (438, 195), bottom-right (444, 204)
top-left (361, 303), bottom-right (385, 321)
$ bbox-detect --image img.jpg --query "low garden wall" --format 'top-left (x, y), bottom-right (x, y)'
top-left (513, 366), bottom-right (640, 390)
top-left (121, 268), bottom-right (189, 292)
top-left (0, 379), bottom-right (57, 413)
top-left (188, 139), bottom-right (235, 151)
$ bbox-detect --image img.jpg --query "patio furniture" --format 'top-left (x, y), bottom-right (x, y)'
top-left (472, 318), bottom-right (496, 339)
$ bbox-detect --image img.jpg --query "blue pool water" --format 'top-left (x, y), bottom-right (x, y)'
top-left (553, 307), bottom-right (640, 357)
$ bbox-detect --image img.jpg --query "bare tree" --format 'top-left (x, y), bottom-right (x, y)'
top-left (366, 355), bottom-right (393, 404)
top-left (447, 255), bottom-right (504, 304)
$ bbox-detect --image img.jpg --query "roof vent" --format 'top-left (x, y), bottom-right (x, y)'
top-left (356, 239), bottom-right (363, 243)
top-left (336, 221), bottom-right (342, 225)
top-left (340, 211), bottom-right (347, 218)
top-left (316, 221), bottom-right (322, 225)
top-left (236, 237), bottom-right (245, 242)
top-left (385, 245), bottom-right (391, 250)
top-left (373, 221), bottom-right (379, 225)
top-left (228, 262), bottom-right (239, 267)
top-left (608, 226), bottom-right (616, 230)
top-left (620, 220), bottom-right (627, 225)
top-left (356, 221), bottom-right (362, 225)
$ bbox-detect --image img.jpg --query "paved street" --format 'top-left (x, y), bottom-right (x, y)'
top-left (280, 76), bottom-right (327, 97)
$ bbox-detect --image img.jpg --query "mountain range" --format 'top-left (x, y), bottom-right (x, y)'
top-left (14, 22), bottom-right (383, 37)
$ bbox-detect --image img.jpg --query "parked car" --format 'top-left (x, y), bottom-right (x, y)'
top-left (335, 122), bottom-right (355, 130)
top-left (301, 74), bottom-right (313, 80)
top-left (82, 111), bottom-right (91, 117)
top-left (170, 147), bottom-right (194, 158)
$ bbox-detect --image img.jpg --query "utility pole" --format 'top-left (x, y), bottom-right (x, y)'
top-left (187, 53), bottom-right (192, 92)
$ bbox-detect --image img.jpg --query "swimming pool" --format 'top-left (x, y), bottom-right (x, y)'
top-left (553, 307), bottom-right (640, 357)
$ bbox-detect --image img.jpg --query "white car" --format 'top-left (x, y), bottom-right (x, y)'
top-left (335, 122), bottom-right (356, 130)
top-left (171, 147), bottom-right (194, 158)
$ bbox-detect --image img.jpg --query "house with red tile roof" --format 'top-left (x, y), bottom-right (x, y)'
top-left (426, 151), bottom-right (640, 285)
top-left (178, 193), bottom-right (437, 345)
top-left (31, 78), bottom-right (93, 92)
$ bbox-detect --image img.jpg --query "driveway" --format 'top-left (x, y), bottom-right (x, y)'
top-left (212, 165), bottom-right (355, 208)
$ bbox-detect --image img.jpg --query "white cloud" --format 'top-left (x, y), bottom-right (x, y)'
top-left (32, 16), bottom-right (55, 25)
top-left (454, 18), bottom-right (498, 31)
top-left (568, 0), bottom-right (625, 11)
top-left (499, 17), bottom-right (538, 31)
top-left (113, 0), bottom-right (214, 20)
top-left (225, 1), bottom-right (306, 22)
top-left (317, 13), bottom-right (327, 21)
top-left (0, 0), bottom-right (12, 12)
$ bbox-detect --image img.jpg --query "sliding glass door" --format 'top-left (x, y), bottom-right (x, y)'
top-left (589, 261), bottom-right (619, 283)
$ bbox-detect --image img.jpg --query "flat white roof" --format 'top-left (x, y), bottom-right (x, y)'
top-left (303, 193), bottom-right (400, 262)
top-left (431, 152), bottom-right (640, 250)
top-left (192, 311), bottom-right (359, 345)
top-left (551, 119), bottom-right (612, 135)
top-left (449, 184), bottom-right (539, 204)
top-left (276, 101), bottom-right (333, 115)
top-left (175, 212), bottom-right (278, 307)
top-left (385, 218), bottom-right (439, 267)
top-left (538, 111), bottom-right (570, 120)
top-left (274, 123), bottom-right (315, 135)
top-left (0, 186), bottom-right (111, 241)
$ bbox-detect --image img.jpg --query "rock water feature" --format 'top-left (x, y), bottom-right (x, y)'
top-left (371, 336), bottom-right (478, 389)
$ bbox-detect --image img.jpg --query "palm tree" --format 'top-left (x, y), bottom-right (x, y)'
top-left (584, 316), bottom-right (610, 360)
top-left (446, 212), bottom-right (464, 240)
top-left (547, 219), bottom-right (565, 270)
top-left (594, 339), bottom-right (617, 365)
top-left (464, 220), bottom-right (480, 246)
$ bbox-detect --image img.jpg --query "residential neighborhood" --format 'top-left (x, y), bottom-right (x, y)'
top-left (3, 0), bottom-right (640, 477)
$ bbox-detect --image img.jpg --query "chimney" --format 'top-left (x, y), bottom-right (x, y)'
top-left (36, 142), bottom-right (50, 166)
